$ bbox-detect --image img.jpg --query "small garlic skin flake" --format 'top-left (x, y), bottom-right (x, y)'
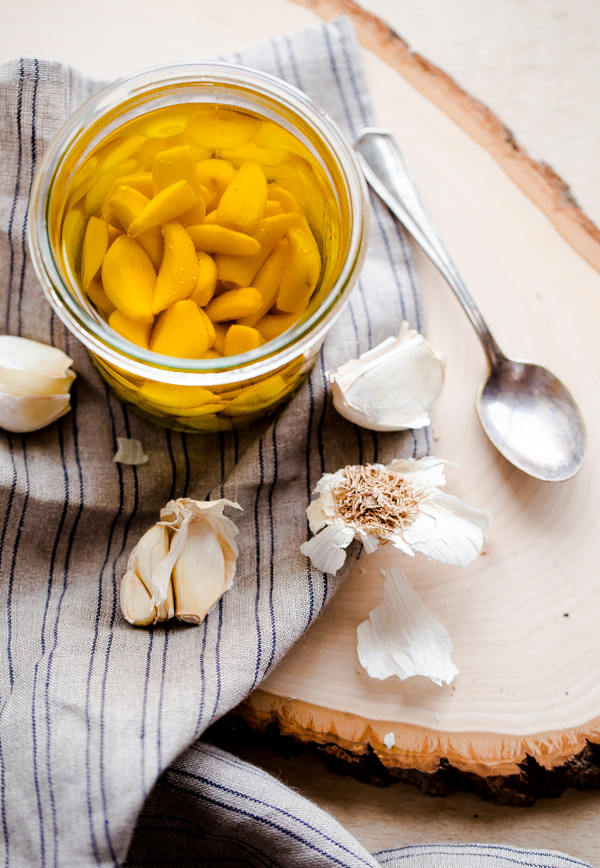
top-left (357, 566), bottom-right (459, 686)
top-left (120, 497), bottom-right (242, 627)
top-left (300, 458), bottom-right (491, 575)
top-left (0, 335), bottom-right (76, 433)
top-left (383, 731), bottom-right (396, 750)
top-left (328, 322), bottom-right (445, 432)
top-left (113, 437), bottom-right (149, 465)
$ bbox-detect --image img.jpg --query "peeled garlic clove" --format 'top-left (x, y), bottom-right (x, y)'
top-left (172, 520), bottom-right (230, 624)
top-left (328, 322), bottom-right (445, 432)
top-left (0, 335), bottom-right (76, 433)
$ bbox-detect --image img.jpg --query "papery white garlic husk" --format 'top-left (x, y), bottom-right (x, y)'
top-left (0, 335), bottom-right (76, 433)
top-left (328, 322), bottom-right (445, 431)
top-left (113, 437), bottom-right (149, 465)
top-left (120, 523), bottom-right (174, 626)
top-left (357, 566), bottom-right (458, 686)
top-left (120, 497), bottom-right (242, 627)
top-left (300, 457), bottom-right (491, 576)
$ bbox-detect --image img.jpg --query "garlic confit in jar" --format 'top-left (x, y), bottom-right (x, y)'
top-left (30, 63), bottom-right (369, 432)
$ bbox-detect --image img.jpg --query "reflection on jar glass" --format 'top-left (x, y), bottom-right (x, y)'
top-left (29, 62), bottom-right (369, 432)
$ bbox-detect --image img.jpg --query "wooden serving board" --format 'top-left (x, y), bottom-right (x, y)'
top-left (5, 0), bottom-right (600, 794)
top-left (239, 0), bottom-right (600, 784)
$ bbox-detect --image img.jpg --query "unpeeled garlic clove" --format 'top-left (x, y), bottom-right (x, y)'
top-left (172, 520), bottom-right (230, 624)
top-left (0, 335), bottom-right (76, 433)
top-left (327, 322), bottom-right (445, 432)
top-left (121, 522), bottom-right (174, 626)
top-left (119, 497), bottom-right (242, 628)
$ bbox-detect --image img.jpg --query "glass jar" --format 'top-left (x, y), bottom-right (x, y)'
top-left (29, 62), bottom-right (369, 433)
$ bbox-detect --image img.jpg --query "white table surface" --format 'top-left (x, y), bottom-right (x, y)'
top-left (2, 0), bottom-right (600, 862)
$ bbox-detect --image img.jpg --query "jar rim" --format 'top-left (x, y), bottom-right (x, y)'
top-left (28, 60), bottom-right (369, 386)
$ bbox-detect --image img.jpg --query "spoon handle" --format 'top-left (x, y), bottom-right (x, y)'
top-left (355, 128), bottom-right (504, 368)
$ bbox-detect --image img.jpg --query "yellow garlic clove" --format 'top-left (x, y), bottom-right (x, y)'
top-left (101, 235), bottom-right (156, 322)
top-left (186, 224), bottom-right (261, 256)
top-left (256, 308), bottom-right (305, 343)
top-left (152, 222), bottom-right (198, 314)
top-left (189, 251), bottom-right (218, 307)
top-left (215, 212), bottom-right (299, 288)
top-left (150, 300), bottom-right (211, 358)
top-left (106, 185), bottom-right (163, 269)
top-left (204, 286), bottom-right (262, 322)
top-left (276, 225), bottom-right (321, 313)
top-left (81, 216), bottom-right (109, 289)
top-left (237, 238), bottom-right (289, 328)
top-left (223, 324), bottom-right (262, 357)
top-left (108, 310), bottom-right (151, 349)
top-left (152, 144), bottom-right (206, 225)
top-left (127, 179), bottom-right (199, 236)
top-left (216, 160), bottom-right (267, 234)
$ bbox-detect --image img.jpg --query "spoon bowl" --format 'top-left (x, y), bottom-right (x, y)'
top-left (355, 128), bottom-right (587, 482)
top-left (477, 358), bottom-right (586, 482)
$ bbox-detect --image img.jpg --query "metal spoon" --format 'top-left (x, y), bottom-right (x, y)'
top-left (355, 128), bottom-right (586, 482)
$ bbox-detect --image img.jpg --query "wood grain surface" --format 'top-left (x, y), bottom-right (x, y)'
top-left (241, 0), bottom-right (600, 780)
top-left (3, 0), bottom-right (600, 860)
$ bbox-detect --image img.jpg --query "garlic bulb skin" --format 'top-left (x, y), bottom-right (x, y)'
top-left (0, 335), bottom-right (76, 433)
top-left (120, 497), bottom-right (242, 628)
top-left (328, 322), bottom-right (445, 432)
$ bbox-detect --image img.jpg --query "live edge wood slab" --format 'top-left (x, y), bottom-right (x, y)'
top-left (237, 0), bottom-right (600, 801)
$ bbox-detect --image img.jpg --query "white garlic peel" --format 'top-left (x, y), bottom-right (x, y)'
top-left (0, 335), bottom-right (76, 433)
top-left (357, 566), bottom-right (459, 686)
top-left (328, 322), bottom-right (445, 431)
top-left (120, 497), bottom-right (242, 627)
top-left (113, 437), bottom-right (149, 466)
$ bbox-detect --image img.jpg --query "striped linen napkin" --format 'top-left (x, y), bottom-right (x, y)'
top-left (0, 15), bottom-right (591, 868)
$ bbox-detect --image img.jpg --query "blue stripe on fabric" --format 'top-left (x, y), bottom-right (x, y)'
top-left (181, 433), bottom-right (190, 497)
top-left (335, 18), bottom-right (370, 128)
top-left (31, 425), bottom-right (68, 868)
top-left (45, 379), bottom-right (85, 868)
top-left (7, 436), bottom-right (30, 689)
top-left (283, 35), bottom-right (303, 89)
top-left (374, 847), bottom-right (590, 868)
top-left (303, 376), bottom-right (316, 627)
top-left (370, 200), bottom-right (407, 323)
top-left (194, 620), bottom-right (209, 735)
top-left (140, 629), bottom-right (154, 797)
top-left (168, 770), bottom-right (375, 868)
top-left (17, 58), bottom-right (39, 335)
top-left (97, 408), bottom-right (140, 864)
top-left (269, 37), bottom-right (286, 80)
top-left (323, 26), bottom-right (357, 139)
top-left (165, 429), bottom-right (176, 502)
top-left (4, 59), bottom-right (24, 333)
top-left (156, 625), bottom-right (169, 772)
top-left (391, 221), bottom-right (422, 333)
top-left (210, 598), bottom-right (224, 721)
top-left (250, 437), bottom-right (265, 689)
top-left (84, 383), bottom-right (123, 867)
top-left (264, 418), bottom-right (279, 674)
